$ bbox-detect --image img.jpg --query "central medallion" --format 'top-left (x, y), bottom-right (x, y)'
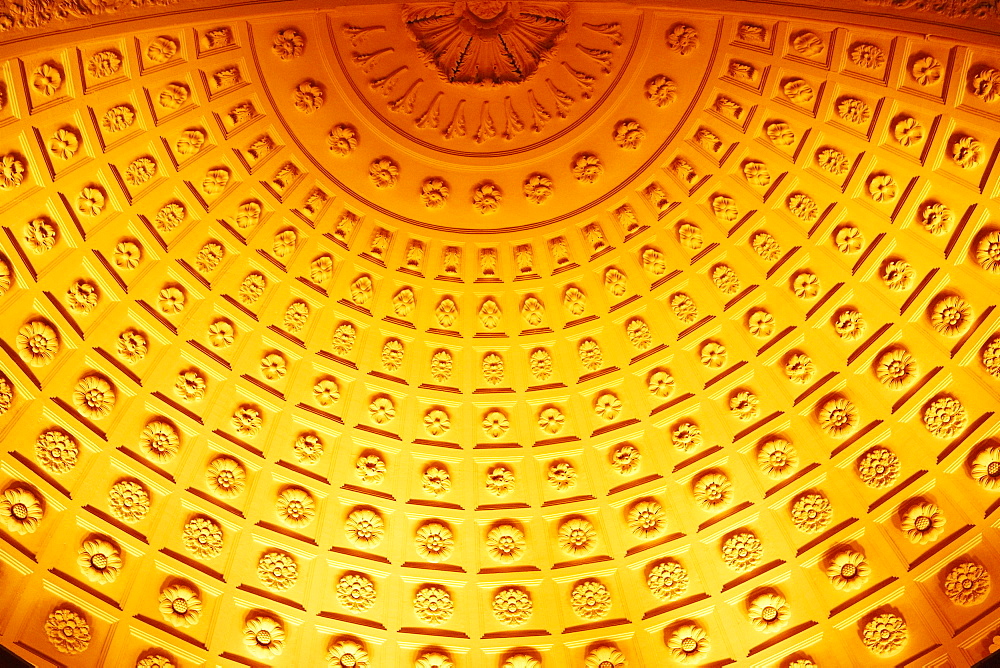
top-left (403, 1), bottom-right (569, 86)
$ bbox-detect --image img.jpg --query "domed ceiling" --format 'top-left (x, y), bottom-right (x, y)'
top-left (0, 0), bottom-right (999, 666)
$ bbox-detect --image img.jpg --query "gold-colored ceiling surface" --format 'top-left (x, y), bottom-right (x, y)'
top-left (0, 1), bottom-right (1000, 666)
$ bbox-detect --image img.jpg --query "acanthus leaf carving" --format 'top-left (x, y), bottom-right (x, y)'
top-left (402, 2), bottom-right (569, 87)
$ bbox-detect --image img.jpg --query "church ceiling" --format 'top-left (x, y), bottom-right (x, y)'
top-left (0, 1), bottom-right (999, 666)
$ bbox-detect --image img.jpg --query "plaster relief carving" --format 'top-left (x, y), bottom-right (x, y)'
top-left (183, 516), bottom-right (223, 558)
top-left (479, 300), bottom-right (501, 329)
top-left (611, 443), bottom-right (640, 475)
top-left (435, 298), bottom-right (457, 327)
top-left (817, 147), bottom-right (850, 176)
top-left (862, 613), bottom-right (907, 656)
top-left (923, 394), bottom-right (967, 437)
top-left (422, 465), bottom-right (451, 497)
top-left (276, 487), bottom-right (315, 528)
top-left (158, 83), bottom-right (189, 110)
top-left (827, 549), bottom-right (871, 591)
top-left (790, 492), bottom-right (833, 533)
top-left (0, 154), bottom-right (25, 189)
top-left (350, 275), bottom-right (373, 305)
top-left (473, 181), bottom-right (502, 213)
top-left (328, 124), bottom-right (359, 156)
top-left (293, 80), bottom-right (323, 113)
top-left (421, 178), bottom-right (449, 208)
top-left (66, 279), bottom-right (100, 315)
top-left (784, 78), bottom-right (814, 104)
top-left (44, 608), bottom-right (90, 655)
top-left (882, 259), bottom-right (915, 291)
top-left (850, 43), bottom-right (886, 69)
top-left (175, 129), bottom-right (206, 159)
top-left (77, 187), bottom-right (106, 216)
top-left (558, 516), bottom-right (596, 556)
top-left (48, 129), bottom-right (79, 160)
top-left (875, 348), bottom-right (916, 388)
top-left (835, 225), bottom-right (863, 254)
top-left (370, 158), bottom-right (399, 188)
top-left (728, 60), bottom-right (756, 81)
top-left (547, 461), bottom-right (576, 489)
top-left (244, 616), bottom-right (285, 659)
top-left (108, 479), bottom-right (149, 523)
top-left (73, 375), bottom-right (115, 420)
top-left (493, 587), bottom-right (531, 626)
top-left (972, 67), bottom-right (1000, 102)
top-left (78, 537), bottom-right (121, 584)
top-left (294, 433), bottom-right (323, 464)
top-left (912, 56), bottom-right (942, 85)
top-left (931, 295), bottom-right (972, 337)
top-left (17, 320), bottom-right (58, 366)
top-left (693, 472), bottom-right (733, 510)
top-left (858, 446), bottom-right (900, 487)
top-left (31, 63), bottom-right (62, 96)
top-left (273, 29), bottom-right (305, 60)
top-left (369, 395), bottom-right (396, 424)
top-left (402, 2), bottom-right (569, 86)
top-left (868, 174), bottom-right (898, 202)
top-left (894, 117), bottom-right (924, 146)
top-left (953, 135), bottom-right (985, 169)
top-left (430, 350), bottom-right (452, 382)
top-left (356, 454), bottom-right (386, 484)
top-left (124, 157), bottom-right (157, 187)
top-left (818, 396), bottom-right (859, 436)
top-left (788, 192), bottom-right (818, 223)
top-left (667, 624), bottom-right (709, 663)
top-left (571, 579), bottom-right (611, 619)
top-left (613, 120), bottom-right (645, 149)
top-left (645, 75), bottom-right (678, 106)
top-left (175, 370), bottom-right (206, 402)
top-left (766, 122), bottom-right (795, 146)
top-left (695, 128), bottom-right (723, 152)
top-left (140, 421), bottom-right (179, 462)
top-left (415, 521), bottom-right (453, 561)
top-left (36, 429), bottom-right (78, 473)
top-left (838, 97), bottom-right (872, 124)
top-left (417, 652), bottom-right (453, 668)
top-left (747, 592), bottom-right (789, 633)
top-left (414, 585), bottom-right (453, 625)
top-left (0, 5), bottom-right (995, 664)
top-left (730, 390), bottom-right (760, 419)
top-left (1, 486), bottom-right (43, 534)
top-left (648, 559), bottom-right (688, 600)
top-left (328, 639), bottom-right (369, 668)
top-left (231, 405), bottom-right (263, 438)
top-left (666, 24), bottom-right (698, 54)
top-left (530, 348), bottom-right (553, 381)
top-left (423, 408), bottom-right (449, 436)
top-left (337, 573), bottom-right (375, 611)
top-left (943, 562), bottom-right (990, 605)
top-left (758, 439), bottom-right (797, 479)
top-left (572, 153), bottom-right (603, 182)
top-left (537, 406), bottom-right (564, 433)
top-left (792, 31), bottom-right (824, 56)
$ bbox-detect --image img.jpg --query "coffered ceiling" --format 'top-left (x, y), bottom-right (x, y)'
top-left (0, 1), bottom-right (999, 666)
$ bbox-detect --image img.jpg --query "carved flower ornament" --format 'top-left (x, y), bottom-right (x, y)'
top-left (487, 523), bottom-right (525, 562)
top-left (328, 639), bottom-right (369, 668)
top-left (36, 429), bottom-right (78, 473)
top-left (45, 608), bottom-right (90, 655)
top-left (244, 615), bottom-right (284, 659)
top-left (648, 560), bottom-right (688, 600)
top-left (338, 573), bottom-right (375, 611)
top-left (403, 2), bottom-right (569, 87)
top-left (1, 487), bottom-right (43, 535)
